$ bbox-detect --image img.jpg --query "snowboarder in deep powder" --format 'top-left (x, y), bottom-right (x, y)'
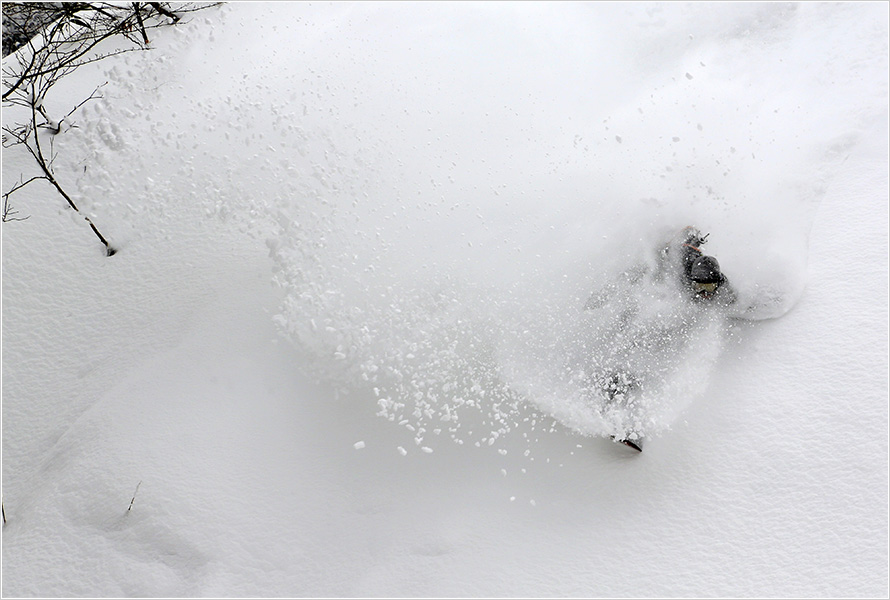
top-left (586, 225), bottom-right (736, 452)
top-left (584, 225), bottom-right (736, 311)
top-left (660, 225), bottom-right (737, 305)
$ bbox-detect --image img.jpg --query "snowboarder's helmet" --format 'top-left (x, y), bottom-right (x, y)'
top-left (690, 255), bottom-right (722, 284)
top-left (681, 225), bottom-right (707, 247)
top-left (681, 225), bottom-right (701, 240)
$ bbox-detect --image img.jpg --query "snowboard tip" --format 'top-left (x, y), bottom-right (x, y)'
top-left (611, 436), bottom-right (643, 453)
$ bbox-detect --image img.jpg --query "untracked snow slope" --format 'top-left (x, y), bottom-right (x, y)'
top-left (2, 2), bottom-right (888, 597)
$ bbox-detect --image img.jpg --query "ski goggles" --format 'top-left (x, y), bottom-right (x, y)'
top-left (693, 281), bottom-right (719, 294)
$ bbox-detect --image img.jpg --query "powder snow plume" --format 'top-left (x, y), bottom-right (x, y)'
top-left (251, 3), bottom-right (860, 447)
top-left (62, 2), bottom-right (867, 450)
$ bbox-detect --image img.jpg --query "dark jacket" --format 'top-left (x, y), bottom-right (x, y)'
top-left (670, 236), bottom-right (736, 304)
top-left (585, 227), bottom-right (737, 311)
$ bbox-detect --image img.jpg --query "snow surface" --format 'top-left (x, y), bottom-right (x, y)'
top-left (2, 2), bottom-right (888, 597)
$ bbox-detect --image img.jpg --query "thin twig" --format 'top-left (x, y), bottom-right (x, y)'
top-left (127, 480), bottom-right (142, 512)
top-left (22, 95), bottom-right (116, 254)
top-left (3, 175), bottom-right (42, 222)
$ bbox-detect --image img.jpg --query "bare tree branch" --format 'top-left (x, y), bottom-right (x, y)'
top-left (2, 2), bottom-right (220, 255)
top-left (148, 2), bottom-right (180, 23)
top-left (2, 176), bottom-right (41, 222)
top-left (132, 3), bottom-right (150, 45)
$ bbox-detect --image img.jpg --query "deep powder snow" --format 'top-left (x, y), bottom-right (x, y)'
top-left (2, 2), bottom-right (887, 597)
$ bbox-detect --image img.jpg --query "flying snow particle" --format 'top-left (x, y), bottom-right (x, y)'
top-left (353, 441), bottom-right (365, 450)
